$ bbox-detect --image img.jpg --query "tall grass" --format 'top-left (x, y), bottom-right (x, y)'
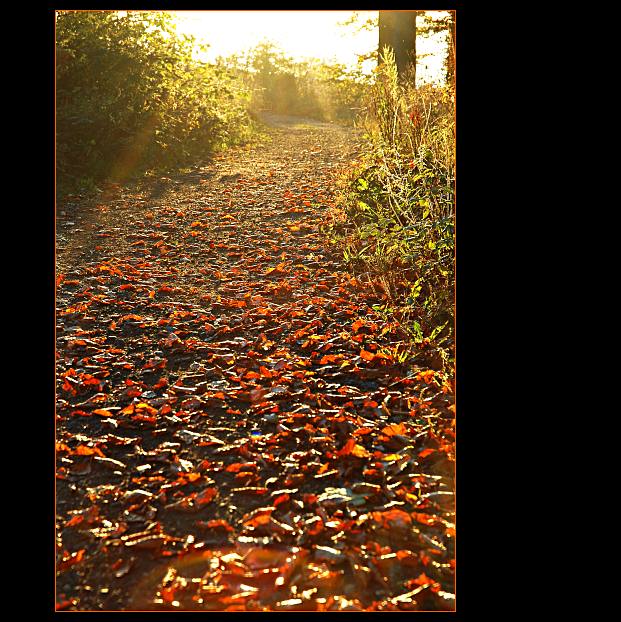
top-left (330, 50), bottom-right (455, 371)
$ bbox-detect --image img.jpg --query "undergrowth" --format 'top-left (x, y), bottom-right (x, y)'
top-left (56, 11), bottom-right (257, 198)
top-left (328, 51), bottom-right (455, 374)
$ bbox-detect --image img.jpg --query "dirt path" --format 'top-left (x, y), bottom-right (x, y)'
top-left (56, 115), bottom-right (455, 612)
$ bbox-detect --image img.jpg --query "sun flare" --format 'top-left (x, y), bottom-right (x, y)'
top-left (174, 11), bottom-right (376, 66)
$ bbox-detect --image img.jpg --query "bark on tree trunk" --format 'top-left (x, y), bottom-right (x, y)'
top-left (378, 10), bottom-right (417, 82)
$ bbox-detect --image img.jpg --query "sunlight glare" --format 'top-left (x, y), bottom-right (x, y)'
top-left (171, 10), bottom-right (448, 83)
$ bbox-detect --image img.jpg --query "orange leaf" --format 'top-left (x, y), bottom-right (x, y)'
top-left (418, 448), bottom-right (435, 459)
top-left (195, 487), bottom-right (217, 505)
top-left (381, 423), bottom-right (407, 437)
top-left (58, 549), bottom-right (85, 572)
top-left (412, 512), bottom-right (437, 526)
top-left (372, 509), bottom-right (412, 528)
top-left (226, 462), bottom-right (257, 473)
top-left (75, 445), bottom-right (104, 457)
top-left (65, 515), bottom-right (84, 528)
top-left (352, 319), bottom-right (365, 333)
top-left (337, 438), bottom-right (371, 458)
top-left (92, 409), bottom-right (114, 418)
top-left (360, 349), bottom-right (375, 361)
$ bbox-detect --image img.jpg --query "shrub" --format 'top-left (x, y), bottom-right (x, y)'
top-left (330, 50), bottom-right (455, 370)
top-left (56, 11), bottom-right (255, 195)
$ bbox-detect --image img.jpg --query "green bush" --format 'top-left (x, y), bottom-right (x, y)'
top-left (56, 11), bottom-right (255, 194)
top-left (331, 51), bottom-right (455, 370)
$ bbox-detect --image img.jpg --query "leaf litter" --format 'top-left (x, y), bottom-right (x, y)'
top-left (56, 115), bottom-right (455, 611)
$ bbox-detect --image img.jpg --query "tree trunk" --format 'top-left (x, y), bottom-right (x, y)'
top-left (378, 10), bottom-right (417, 82)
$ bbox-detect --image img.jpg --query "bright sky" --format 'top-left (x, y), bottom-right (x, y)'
top-left (171, 10), bottom-right (448, 83)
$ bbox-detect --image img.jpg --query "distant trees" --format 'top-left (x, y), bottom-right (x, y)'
top-left (378, 11), bottom-right (417, 80)
top-left (417, 11), bottom-right (455, 88)
top-left (230, 43), bottom-right (368, 122)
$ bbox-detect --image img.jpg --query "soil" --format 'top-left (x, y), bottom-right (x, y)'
top-left (55, 114), bottom-right (455, 612)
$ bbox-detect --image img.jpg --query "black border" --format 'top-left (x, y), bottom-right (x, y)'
top-left (37, 3), bottom-right (490, 620)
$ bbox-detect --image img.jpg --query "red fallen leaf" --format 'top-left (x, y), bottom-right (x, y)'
top-left (161, 586), bottom-right (176, 603)
top-left (371, 509), bottom-right (412, 529)
top-left (56, 597), bottom-right (76, 611)
top-left (119, 314), bottom-right (144, 323)
top-left (58, 549), bottom-right (86, 572)
top-left (259, 365), bottom-right (274, 378)
top-left (71, 410), bottom-right (92, 417)
top-left (195, 487), bottom-right (217, 505)
top-left (416, 370), bottom-right (436, 383)
top-left (153, 378), bottom-right (168, 389)
top-left (65, 515), bottom-right (84, 528)
top-left (363, 399), bottom-right (379, 408)
top-left (56, 442), bottom-right (71, 453)
top-left (273, 493), bottom-right (290, 508)
top-left (337, 438), bottom-right (371, 458)
top-left (411, 513), bottom-right (438, 526)
top-left (360, 349), bottom-right (376, 361)
top-left (319, 354), bottom-right (342, 365)
top-left (244, 371), bottom-right (261, 380)
top-left (396, 549), bottom-right (419, 564)
top-left (222, 298), bottom-right (247, 308)
top-left (92, 408), bottom-right (114, 417)
top-left (226, 462), bottom-right (257, 473)
top-left (362, 468), bottom-right (382, 478)
top-left (418, 448), bottom-right (436, 459)
top-left (122, 402), bottom-right (158, 416)
top-left (196, 519), bottom-right (234, 532)
top-left (352, 319), bottom-right (365, 333)
top-left (408, 572), bottom-right (438, 588)
top-left (242, 507), bottom-right (274, 527)
top-left (306, 517), bottom-right (324, 536)
top-left (75, 445), bottom-right (105, 457)
top-left (381, 422), bottom-right (407, 437)
top-left (80, 375), bottom-right (103, 390)
top-left (265, 263), bottom-right (288, 276)
top-left (132, 414), bottom-right (157, 424)
top-left (353, 427), bottom-right (373, 436)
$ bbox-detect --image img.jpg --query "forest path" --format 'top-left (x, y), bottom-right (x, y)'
top-left (56, 115), bottom-right (455, 612)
